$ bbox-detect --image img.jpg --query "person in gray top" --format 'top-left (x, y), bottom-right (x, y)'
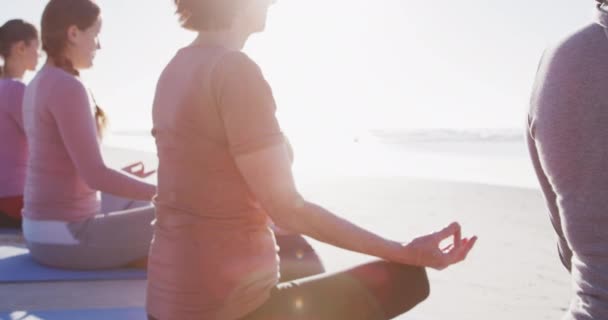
top-left (527, 1), bottom-right (608, 319)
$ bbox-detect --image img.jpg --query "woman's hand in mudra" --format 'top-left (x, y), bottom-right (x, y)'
top-left (396, 222), bottom-right (477, 270)
top-left (122, 161), bottom-right (156, 178)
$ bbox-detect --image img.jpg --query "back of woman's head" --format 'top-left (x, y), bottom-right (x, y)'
top-left (41, 0), bottom-right (100, 76)
top-left (0, 19), bottom-right (38, 76)
top-left (42, 0), bottom-right (107, 137)
top-left (174, 0), bottom-right (241, 31)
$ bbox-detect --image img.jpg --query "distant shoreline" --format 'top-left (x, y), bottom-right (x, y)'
top-left (110, 127), bottom-right (525, 143)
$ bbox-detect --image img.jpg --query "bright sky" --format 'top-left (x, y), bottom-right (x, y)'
top-left (0, 0), bottom-right (596, 138)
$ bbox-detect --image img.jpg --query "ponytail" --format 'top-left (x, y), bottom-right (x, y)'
top-left (92, 95), bottom-right (108, 139)
top-left (0, 19), bottom-right (38, 78)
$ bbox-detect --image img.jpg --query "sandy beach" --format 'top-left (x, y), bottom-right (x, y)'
top-left (0, 140), bottom-right (572, 319)
top-left (298, 176), bottom-right (570, 319)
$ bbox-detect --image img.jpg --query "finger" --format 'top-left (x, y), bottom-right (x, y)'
top-left (455, 236), bottom-right (477, 263)
top-left (448, 236), bottom-right (478, 264)
top-left (142, 169), bottom-right (157, 178)
top-left (438, 238), bottom-right (466, 267)
top-left (460, 237), bottom-right (469, 248)
top-left (434, 222), bottom-right (461, 242)
top-left (447, 238), bottom-right (466, 253)
top-left (454, 225), bottom-right (462, 248)
top-left (123, 162), bottom-right (144, 174)
top-left (461, 236), bottom-right (478, 259)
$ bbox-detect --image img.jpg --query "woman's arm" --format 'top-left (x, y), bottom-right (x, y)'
top-left (235, 143), bottom-right (475, 269)
top-left (9, 82), bottom-right (26, 132)
top-left (217, 52), bottom-right (475, 270)
top-left (50, 77), bottom-right (155, 201)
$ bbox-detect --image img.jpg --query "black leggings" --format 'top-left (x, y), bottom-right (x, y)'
top-left (149, 261), bottom-right (428, 320)
top-left (240, 261), bottom-right (428, 320)
top-left (0, 211), bottom-right (21, 229)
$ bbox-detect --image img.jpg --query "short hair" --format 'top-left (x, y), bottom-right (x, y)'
top-left (174, 0), bottom-right (241, 31)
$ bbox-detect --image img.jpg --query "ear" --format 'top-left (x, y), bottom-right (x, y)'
top-left (66, 25), bottom-right (80, 44)
top-left (13, 40), bottom-right (28, 55)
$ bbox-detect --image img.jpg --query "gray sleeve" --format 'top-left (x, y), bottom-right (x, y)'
top-left (526, 116), bottom-right (572, 271)
top-left (529, 33), bottom-right (608, 318)
top-left (527, 51), bottom-right (573, 272)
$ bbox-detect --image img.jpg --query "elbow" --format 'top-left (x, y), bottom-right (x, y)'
top-left (266, 197), bottom-right (307, 234)
top-left (81, 164), bottom-right (110, 191)
top-left (269, 208), bottom-right (299, 234)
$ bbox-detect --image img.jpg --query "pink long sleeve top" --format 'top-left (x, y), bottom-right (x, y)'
top-left (22, 65), bottom-right (155, 222)
top-left (0, 78), bottom-right (27, 198)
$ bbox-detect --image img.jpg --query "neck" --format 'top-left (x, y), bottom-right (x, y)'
top-left (46, 59), bottom-right (58, 68)
top-left (1, 60), bottom-right (26, 80)
top-left (191, 29), bottom-right (250, 50)
top-left (45, 58), bottom-right (79, 76)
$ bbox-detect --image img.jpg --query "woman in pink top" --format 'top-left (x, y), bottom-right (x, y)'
top-left (147, 0), bottom-right (477, 319)
top-left (0, 19), bottom-right (39, 228)
top-left (21, 0), bottom-right (156, 269)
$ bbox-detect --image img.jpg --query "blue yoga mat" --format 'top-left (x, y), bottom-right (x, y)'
top-left (0, 307), bottom-right (146, 320)
top-left (0, 246), bottom-right (146, 283)
top-left (0, 229), bottom-right (21, 235)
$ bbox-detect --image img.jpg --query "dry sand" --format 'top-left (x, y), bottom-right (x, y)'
top-left (297, 176), bottom-right (570, 319)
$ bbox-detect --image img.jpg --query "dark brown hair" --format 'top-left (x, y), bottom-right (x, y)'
top-left (174, 0), bottom-right (241, 31)
top-left (41, 0), bottom-right (107, 136)
top-left (0, 19), bottom-right (38, 77)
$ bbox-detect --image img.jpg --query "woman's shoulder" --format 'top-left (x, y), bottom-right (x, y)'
top-left (0, 78), bottom-right (26, 94)
top-left (218, 50), bottom-right (256, 65)
top-left (214, 50), bottom-right (262, 76)
top-left (39, 66), bottom-right (88, 100)
top-left (0, 79), bottom-right (26, 112)
top-left (30, 66), bottom-right (90, 110)
top-left (534, 22), bottom-right (608, 101)
top-left (44, 66), bottom-right (85, 89)
top-left (531, 23), bottom-right (608, 119)
top-left (543, 23), bottom-right (606, 72)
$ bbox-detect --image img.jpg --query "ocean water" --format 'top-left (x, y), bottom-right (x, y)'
top-left (104, 128), bottom-right (539, 189)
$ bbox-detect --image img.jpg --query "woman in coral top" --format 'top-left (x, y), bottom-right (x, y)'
top-left (147, 0), bottom-right (477, 319)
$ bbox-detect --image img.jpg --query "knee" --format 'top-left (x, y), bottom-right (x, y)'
top-left (362, 263), bottom-right (430, 318)
top-left (387, 264), bottom-right (429, 303)
top-left (357, 262), bottom-right (430, 299)
top-left (391, 263), bottom-right (430, 305)
top-left (413, 266), bottom-right (430, 303)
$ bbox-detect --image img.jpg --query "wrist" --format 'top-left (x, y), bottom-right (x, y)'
top-left (382, 240), bottom-right (405, 262)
